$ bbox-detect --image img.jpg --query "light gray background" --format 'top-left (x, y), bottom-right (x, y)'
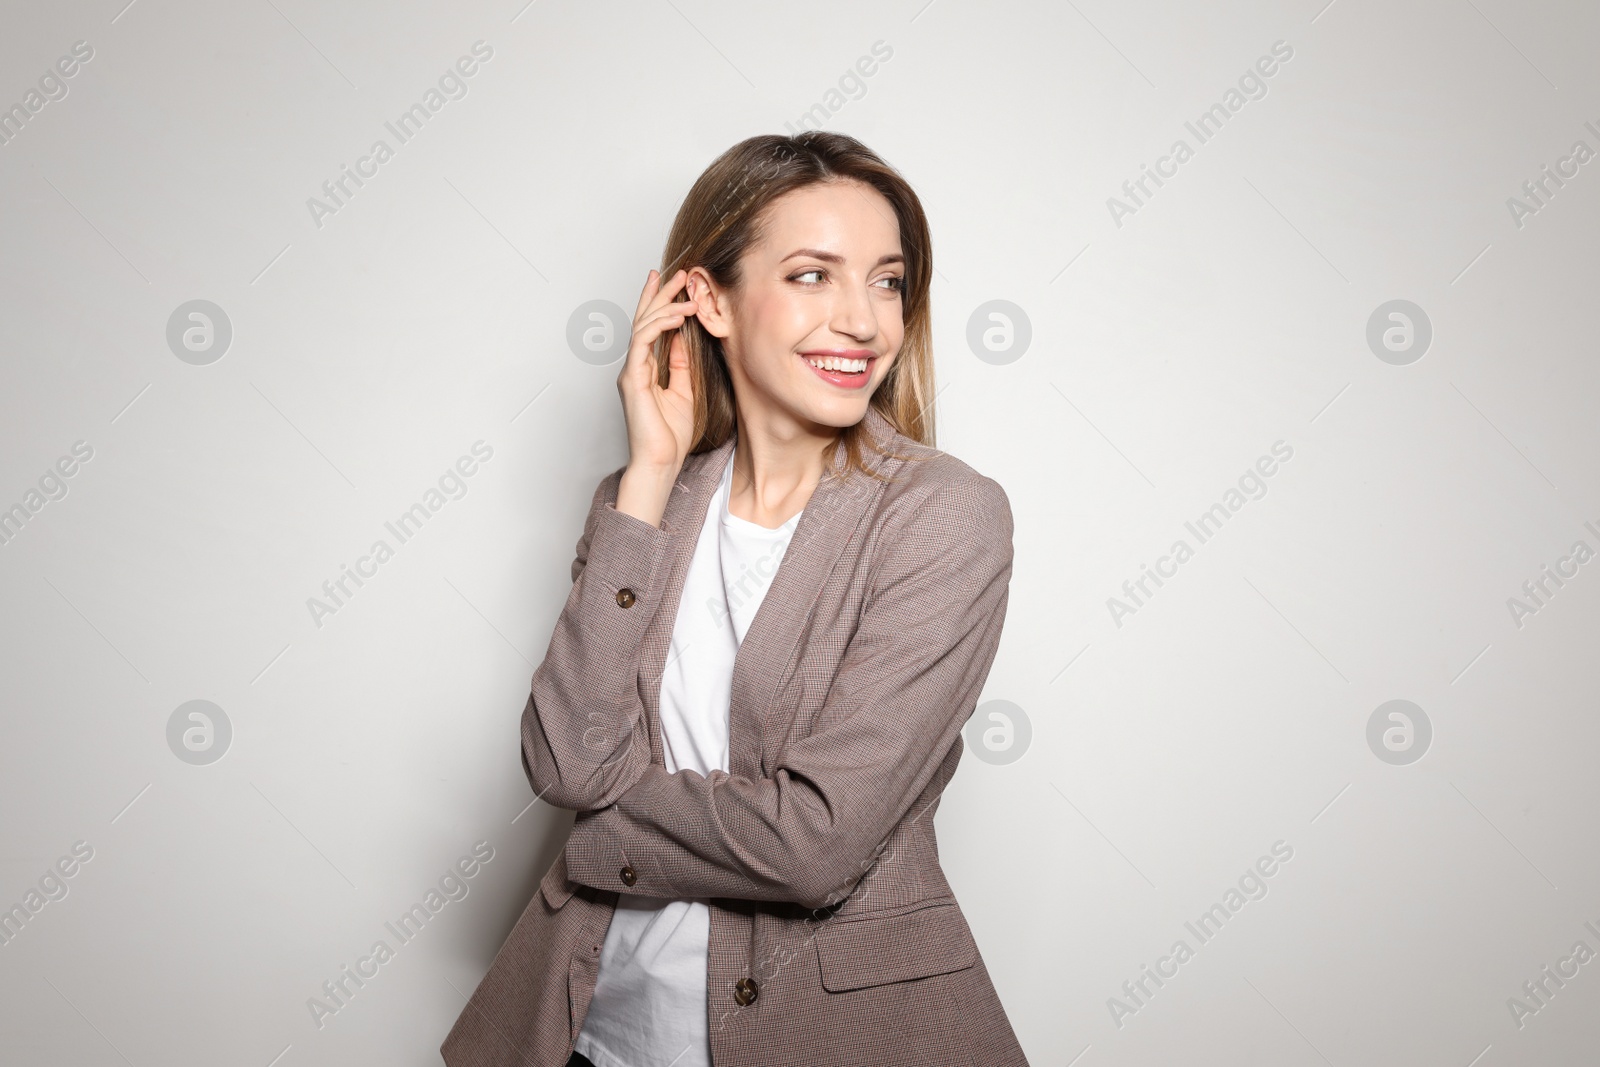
top-left (2, 1), bottom-right (1596, 1064)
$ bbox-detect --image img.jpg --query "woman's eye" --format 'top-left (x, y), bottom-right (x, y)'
top-left (789, 270), bottom-right (902, 291)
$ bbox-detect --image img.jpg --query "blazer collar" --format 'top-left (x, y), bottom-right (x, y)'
top-left (641, 406), bottom-right (904, 773)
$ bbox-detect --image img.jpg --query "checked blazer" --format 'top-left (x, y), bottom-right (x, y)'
top-left (440, 405), bottom-right (1029, 1066)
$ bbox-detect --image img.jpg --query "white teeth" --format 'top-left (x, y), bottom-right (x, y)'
top-left (804, 355), bottom-right (869, 373)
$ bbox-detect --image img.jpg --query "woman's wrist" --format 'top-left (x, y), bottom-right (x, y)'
top-left (615, 462), bottom-right (679, 528)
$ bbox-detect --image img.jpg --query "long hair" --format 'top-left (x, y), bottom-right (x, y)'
top-left (654, 131), bottom-right (934, 481)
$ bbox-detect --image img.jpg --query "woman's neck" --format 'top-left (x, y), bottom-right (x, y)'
top-left (726, 414), bottom-right (836, 530)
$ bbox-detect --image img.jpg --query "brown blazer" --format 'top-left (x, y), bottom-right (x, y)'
top-left (441, 406), bottom-right (1028, 1066)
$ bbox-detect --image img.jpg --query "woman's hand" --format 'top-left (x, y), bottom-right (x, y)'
top-left (614, 268), bottom-right (699, 527)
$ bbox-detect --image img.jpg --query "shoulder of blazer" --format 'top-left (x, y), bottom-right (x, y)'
top-left (866, 434), bottom-right (1014, 552)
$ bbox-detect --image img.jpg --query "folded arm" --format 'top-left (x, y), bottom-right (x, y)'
top-left (562, 477), bottom-right (1014, 910)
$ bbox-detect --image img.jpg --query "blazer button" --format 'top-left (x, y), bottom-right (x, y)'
top-left (619, 865), bottom-right (637, 887)
top-left (615, 588), bottom-right (636, 609)
top-left (733, 977), bottom-right (759, 1006)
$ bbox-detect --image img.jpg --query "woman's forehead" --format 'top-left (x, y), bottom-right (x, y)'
top-left (749, 183), bottom-right (902, 260)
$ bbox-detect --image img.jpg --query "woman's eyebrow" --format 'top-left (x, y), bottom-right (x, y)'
top-left (780, 248), bottom-right (905, 266)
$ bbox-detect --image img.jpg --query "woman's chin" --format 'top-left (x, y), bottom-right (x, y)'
top-left (793, 396), bottom-right (875, 432)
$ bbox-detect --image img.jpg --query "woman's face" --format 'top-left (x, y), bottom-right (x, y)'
top-left (691, 179), bottom-right (906, 435)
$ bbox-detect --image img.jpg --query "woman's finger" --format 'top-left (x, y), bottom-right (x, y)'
top-left (620, 300), bottom-right (697, 384)
top-left (637, 268), bottom-right (690, 325)
top-left (633, 267), bottom-right (678, 321)
top-left (634, 298), bottom-right (698, 340)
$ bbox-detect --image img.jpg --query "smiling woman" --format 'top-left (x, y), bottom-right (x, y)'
top-left (441, 132), bottom-right (1027, 1067)
top-left (644, 134), bottom-right (937, 503)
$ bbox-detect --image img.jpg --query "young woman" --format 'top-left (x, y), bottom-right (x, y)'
top-left (442, 132), bottom-right (1028, 1067)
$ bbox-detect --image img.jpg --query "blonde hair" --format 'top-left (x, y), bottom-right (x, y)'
top-left (655, 131), bottom-right (934, 481)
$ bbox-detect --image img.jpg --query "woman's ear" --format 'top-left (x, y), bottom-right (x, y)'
top-left (686, 266), bottom-right (732, 339)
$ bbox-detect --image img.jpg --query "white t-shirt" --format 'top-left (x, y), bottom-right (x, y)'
top-left (574, 447), bottom-right (802, 1067)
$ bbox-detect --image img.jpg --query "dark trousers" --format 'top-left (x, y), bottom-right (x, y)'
top-left (566, 1052), bottom-right (598, 1067)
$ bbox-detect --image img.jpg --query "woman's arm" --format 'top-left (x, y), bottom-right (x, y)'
top-left (519, 468), bottom-right (671, 812)
top-left (561, 477), bottom-right (1014, 910)
top-left (520, 264), bottom-right (700, 810)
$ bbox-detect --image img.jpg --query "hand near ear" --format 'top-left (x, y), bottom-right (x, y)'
top-left (613, 268), bottom-right (700, 525)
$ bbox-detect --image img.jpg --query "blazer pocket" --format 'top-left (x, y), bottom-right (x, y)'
top-left (540, 850), bottom-right (579, 911)
top-left (813, 900), bottom-right (979, 993)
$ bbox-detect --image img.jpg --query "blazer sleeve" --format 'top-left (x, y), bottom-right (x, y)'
top-left (518, 468), bottom-right (672, 813)
top-left (562, 475), bottom-right (1014, 910)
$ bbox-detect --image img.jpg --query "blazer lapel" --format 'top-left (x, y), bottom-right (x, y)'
top-left (728, 408), bottom-right (903, 776)
top-left (638, 408), bottom-right (905, 778)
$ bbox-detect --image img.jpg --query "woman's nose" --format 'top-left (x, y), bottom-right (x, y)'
top-left (829, 282), bottom-right (877, 341)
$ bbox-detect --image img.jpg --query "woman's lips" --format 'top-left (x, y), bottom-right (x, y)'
top-left (799, 352), bottom-right (875, 389)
